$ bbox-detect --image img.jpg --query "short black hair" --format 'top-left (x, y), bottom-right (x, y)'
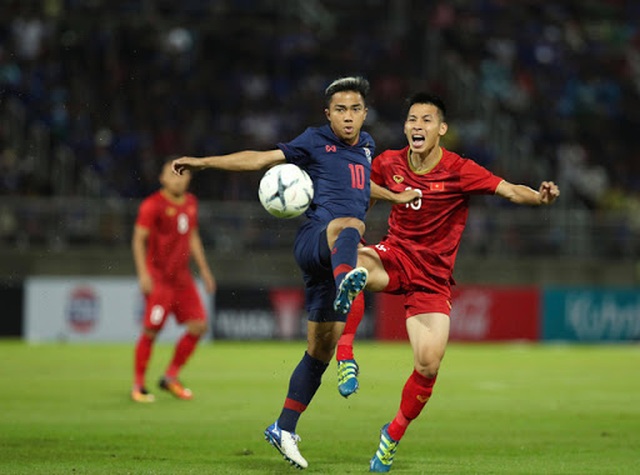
top-left (324, 76), bottom-right (370, 106)
top-left (406, 92), bottom-right (447, 121)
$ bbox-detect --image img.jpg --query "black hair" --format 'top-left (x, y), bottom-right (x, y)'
top-left (406, 92), bottom-right (447, 121)
top-left (324, 76), bottom-right (370, 106)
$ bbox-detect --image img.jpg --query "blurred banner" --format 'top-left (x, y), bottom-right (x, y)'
top-left (213, 287), bottom-right (304, 340)
top-left (212, 287), bottom-right (375, 340)
top-left (543, 287), bottom-right (640, 342)
top-left (375, 286), bottom-right (540, 342)
top-left (26, 278), bottom-right (639, 343)
top-left (24, 277), bottom-right (211, 343)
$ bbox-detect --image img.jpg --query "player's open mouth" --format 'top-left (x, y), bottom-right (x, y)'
top-left (344, 126), bottom-right (354, 134)
top-left (411, 134), bottom-right (425, 147)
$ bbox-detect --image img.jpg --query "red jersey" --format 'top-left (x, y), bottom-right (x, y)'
top-left (135, 191), bottom-right (199, 287)
top-left (371, 146), bottom-right (503, 283)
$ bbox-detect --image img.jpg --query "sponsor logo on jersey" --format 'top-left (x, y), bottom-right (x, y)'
top-left (393, 175), bottom-right (404, 184)
top-left (416, 394), bottom-right (430, 403)
top-left (325, 145), bottom-right (337, 153)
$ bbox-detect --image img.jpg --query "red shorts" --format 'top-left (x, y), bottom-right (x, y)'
top-left (143, 280), bottom-right (206, 330)
top-left (369, 241), bottom-right (452, 318)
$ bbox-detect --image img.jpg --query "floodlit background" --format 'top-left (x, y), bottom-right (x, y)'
top-left (1, 0), bottom-right (638, 341)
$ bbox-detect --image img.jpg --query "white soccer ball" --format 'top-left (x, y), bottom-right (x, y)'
top-left (258, 163), bottom-right (314, 219)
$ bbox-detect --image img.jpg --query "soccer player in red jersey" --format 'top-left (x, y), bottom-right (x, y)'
top-left (333, 92), bottom-right (559, 472)
top-left (131, 159), bottom-right (216, 403)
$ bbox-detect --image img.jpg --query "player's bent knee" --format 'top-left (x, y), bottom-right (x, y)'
top-left (186, 320), bottom-right (208, 336)
top-left (328, 217), bottom-right (365, 237)
top-left (415, 354), bottom-right (442, 378)
top-left (308, 335), bottom-right (336, 355)
top-left (307, 335), bottom-right (337, 362)
top-left (143, 328), bottom-right (160, 339)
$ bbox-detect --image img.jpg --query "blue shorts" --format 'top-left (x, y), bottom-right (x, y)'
top-left (293, 220), bottom-right (345, 323)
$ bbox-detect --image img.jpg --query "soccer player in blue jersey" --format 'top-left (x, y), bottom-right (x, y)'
top-left (172, 77), bottom-right (417, 469)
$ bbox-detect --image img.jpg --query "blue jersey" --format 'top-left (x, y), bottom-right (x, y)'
top-left (277, 125), bottom-right (375, 223)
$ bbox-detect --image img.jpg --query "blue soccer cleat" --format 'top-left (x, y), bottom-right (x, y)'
top-left (337, 359), bottom-right (359, 398)
top-left (264, 421), bottom-right (308, 469)
top-left (369, 423), bottom-right (399, 473)
top-left (334, 267), bottom-right (368, 315)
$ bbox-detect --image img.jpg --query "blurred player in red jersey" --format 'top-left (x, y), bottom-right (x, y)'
top-left (130, 159), bottom-right (216, 403)
top-left (332, 92), bottom-right (559, 472)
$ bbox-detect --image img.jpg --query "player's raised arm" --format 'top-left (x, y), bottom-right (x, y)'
top-left (172, 149), bottom-right (286, 175)
top-left (495, 180), bottom-right (560, 206)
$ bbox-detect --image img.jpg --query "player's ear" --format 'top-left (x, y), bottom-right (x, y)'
top-left (439, 121), bottom-right (448, 137)
top-left (324, 108), bottom-right (331, 121)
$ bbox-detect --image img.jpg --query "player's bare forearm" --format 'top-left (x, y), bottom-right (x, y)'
top-left (132, 226), bottom-right (152, 293)
top-left (172, 150), bottom-right (286, 174)
top-left (190, 231), bottom-right (216, 292)
top-left (496, 180), bottom-right (560, 206)
top-left (370, 181), bottom-right (421, 204)
top-left (131, 226), bottom-right (147, 276)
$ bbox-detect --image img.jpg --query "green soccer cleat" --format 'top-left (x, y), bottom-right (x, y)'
top-left (369, 423), bottom-right (399, 473)
top-left (337, 359), bottom-right (359, 398)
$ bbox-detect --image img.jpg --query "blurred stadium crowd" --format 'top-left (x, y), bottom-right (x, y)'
top-left (1, 0), bottom-right (639, 257)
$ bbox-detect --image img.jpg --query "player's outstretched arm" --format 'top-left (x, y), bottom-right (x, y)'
top-left (495, 180), bottom-right (560, 206)
top-left (370, 181), bottom-right (422, 204)
top-left (172, 150), bottom-right (286, 175)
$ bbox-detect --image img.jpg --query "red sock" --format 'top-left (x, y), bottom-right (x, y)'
top-left (336, 292), bottom-right (364, 361)
top-left (165, 332), bottom-right (200, 379)
top-left (387, 370), bottom-right (437, 441)
top-left (134, 333), bottom-right (154, 388)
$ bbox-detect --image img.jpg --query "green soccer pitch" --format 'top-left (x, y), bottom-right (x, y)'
top-left (0, 340), bottom-right (638, 474)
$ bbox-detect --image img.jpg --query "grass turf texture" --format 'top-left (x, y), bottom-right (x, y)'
top-left (0, 341), bottom-right (638, 474)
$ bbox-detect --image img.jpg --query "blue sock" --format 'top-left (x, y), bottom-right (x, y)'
top-left (277, 352), bottom-right (328, 432)
top-left (331, 227), bottom-right (361, 290)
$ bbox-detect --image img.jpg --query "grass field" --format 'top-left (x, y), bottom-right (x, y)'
top-left (0, 340), bottom-right (638, 474)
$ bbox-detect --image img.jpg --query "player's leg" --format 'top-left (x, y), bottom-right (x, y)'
top-left (265, 317), bottom-right (342, 469)
top-left (132, 327), bottom-right (159, 402)
top-left (335, 292), bottom-right (363, 397)
top-left (327, 217), bottom-right (367, 314)
top-left (132, 289), bottom-right (170, 402)
top-left (265, 221), bottom-right (342, 468)
top-left (370, 310), bottom-right (449, 472)
top-left (336, 246), bottom-right (391, 397)
top-left (159, 284), bottom-right (207, 400)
